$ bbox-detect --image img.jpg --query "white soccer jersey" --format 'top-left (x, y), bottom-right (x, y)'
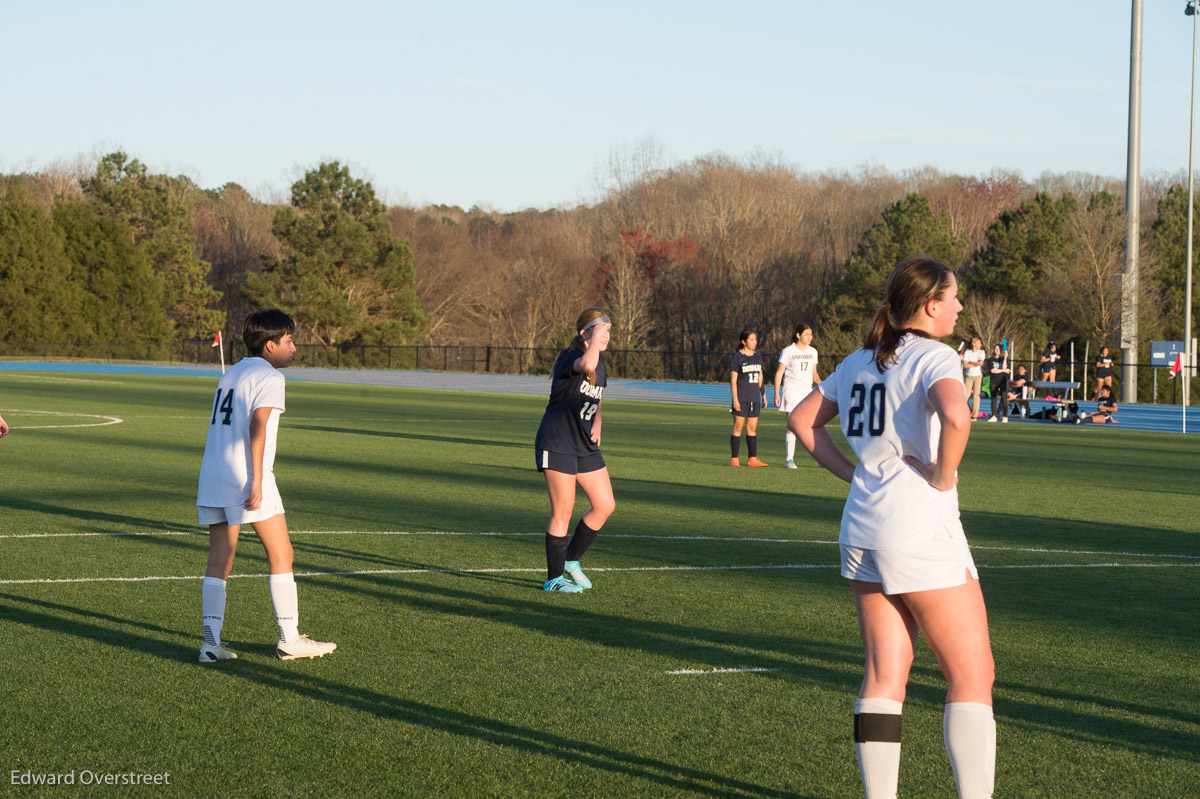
top-left (196, 357), bottom-right (286, 508)
top-left (778, 344), bottom-right (819, 392)
top-left (818, 334), bottom-right (964, 550)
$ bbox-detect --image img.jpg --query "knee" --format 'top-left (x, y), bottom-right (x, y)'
top-left (593, 497), bottom-right (615, 521)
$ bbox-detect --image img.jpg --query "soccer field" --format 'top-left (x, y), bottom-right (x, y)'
top-left (0, 371), bottom-right (1197, 798)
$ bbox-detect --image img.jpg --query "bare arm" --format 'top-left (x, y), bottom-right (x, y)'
top-left (0, 414), bottom-right (8, 439)
top-left (590, 404), bottom-right (602, 445)
top-left (904, 378), bottom-right (970, 491)
top-left (730, 371), bottom-right (741, 412)
top-left (245, 405), bottom-right (273, 510)
top-left (789, 391), bottom-right (855, 483)
top-left (572, 321), bottom-right (611, 375)
top-left (773, 360), bottom-right (786, 398)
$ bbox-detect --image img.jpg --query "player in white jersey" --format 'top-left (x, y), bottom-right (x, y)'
top-left (789, 257), bottom-right (995, 799)
top-left (195, 310), bottom-right (336, 663)
top-left (772, 323), bottom-right (821, 468)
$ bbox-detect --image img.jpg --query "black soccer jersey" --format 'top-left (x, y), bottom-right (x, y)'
top-left (987, 356), bottom-right (1008, 390)
top-left (729, 350), bottom-right (764, 401)
top-left (534, 348), bottom-right (607, 456)
top-left (1095, 354), bottom-right (1113, 378)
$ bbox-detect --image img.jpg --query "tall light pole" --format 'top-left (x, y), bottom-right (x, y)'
top-left (1122, 0), bottom-right (1144, 404)
top-left (1187, 1), bottom-right (1197, 432)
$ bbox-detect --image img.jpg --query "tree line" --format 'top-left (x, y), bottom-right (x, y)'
top-left (1, 149), bottom-right (1197, 393)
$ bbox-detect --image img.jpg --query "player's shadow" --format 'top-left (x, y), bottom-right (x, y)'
top-left (287, 423), bottom-right (529, 450)
top-left (299, 572), bottom-right (1200, 763)
top-left (287, 538), bottom-right (533, 588)
top-left (0, 591), bottom-right (818, 799)
top-left (0, 495), bottom-right (182, 533)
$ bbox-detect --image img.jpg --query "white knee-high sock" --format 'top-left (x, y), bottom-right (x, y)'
top-left (944, 702), bottom-right (996, 799)
top-left (785, 431), bottom-right (797, 461)
top-left (201, 577), bottom-right (226, 646)
top-left (855, 697), bottom-right (903, 799)
top-left (268, 572), bottom-right (300, 643)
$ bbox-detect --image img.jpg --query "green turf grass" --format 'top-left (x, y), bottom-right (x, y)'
top-left (0, 371), bottom-right (1197, 797)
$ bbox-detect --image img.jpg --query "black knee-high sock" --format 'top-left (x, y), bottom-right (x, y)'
top-left (566, 518), bottom-right (599, 561)
top-left (545, 534), bottom-right (568, 580)
top-left (731, 434), bottom-right (741, 459)
top-left (747, 435), bottom-right (757, 458)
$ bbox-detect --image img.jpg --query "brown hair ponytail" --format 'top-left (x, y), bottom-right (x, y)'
top-left (864, 256), bottom-right (955, 371)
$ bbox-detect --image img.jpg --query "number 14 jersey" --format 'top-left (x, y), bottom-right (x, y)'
top-left (818, 334), bottom-right (964, 549)
top-left (197, 356), bottom-right (286, 508)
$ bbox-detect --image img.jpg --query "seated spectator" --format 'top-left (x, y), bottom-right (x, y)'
top-left (1077, 385), bottom-right (1118, 424)
top-left (1007, 365), bottom-right (1031, 417)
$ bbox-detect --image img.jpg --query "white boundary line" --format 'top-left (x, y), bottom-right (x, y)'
top-left (1, 561), bottom-right (1196, 586)
top-left (666, 667), bottom-right (784, 675)
top-left (2, 529), bottom-right (1197, 562)
top-left (0, 409), bottom-right (123, 429)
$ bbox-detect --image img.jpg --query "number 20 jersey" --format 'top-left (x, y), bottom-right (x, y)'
top-left (196, 356), bottom-right (286, 508)
top-left (535, 348), bottom-right (606, 456)
top-left (818, 334), bottom-right (964, 550)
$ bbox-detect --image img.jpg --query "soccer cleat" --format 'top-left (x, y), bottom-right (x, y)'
top-left (1001, 417), bottom-right (1009, 423)
top-left (987, 416), bottom-right (998, 423)
top-left (199, 642), bottom-right (238, 663)
top-left (543, 576), bottom-right (584, 593)
top-left (730, 458), bottom-right (740, 467)
top-left (563, 560), bottom-right (592, 589)
top-left (276, 634), bottom-right (337, 660)
top-left (784, 459), bottom-right (797, 469)
top-left (747, 457), bottom-right (768, 467)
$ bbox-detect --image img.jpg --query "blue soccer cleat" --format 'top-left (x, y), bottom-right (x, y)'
top-left (563, 560), bottom-right (592, 589)
top-left (543, 576), bottom-right (584, 593)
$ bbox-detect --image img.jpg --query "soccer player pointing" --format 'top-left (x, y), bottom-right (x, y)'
top-left (195, 310), bottom-right (336, 662)
top-left (789, 258), bottom-right (996, 799)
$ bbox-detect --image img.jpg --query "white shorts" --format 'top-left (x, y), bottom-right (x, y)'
top-left (840, 532), bottom-right (978, 595)
top-left (198, 493), bottom-right (285, 527)
top-left (779, 386), bottom-right (813, 413)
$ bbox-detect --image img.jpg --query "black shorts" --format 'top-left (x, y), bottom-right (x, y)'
top-left (731, 397), bottom-right (761, 418)
top-left (535, 449), bottom-right (605, 475)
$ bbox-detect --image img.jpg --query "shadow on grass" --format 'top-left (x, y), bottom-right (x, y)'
top-left (0, 591), bottom-right (818, 799)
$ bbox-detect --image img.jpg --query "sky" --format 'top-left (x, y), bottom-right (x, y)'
top-left (3, 1), bottom-right (1199, 212)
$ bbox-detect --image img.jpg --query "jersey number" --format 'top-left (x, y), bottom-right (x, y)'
top-left (211, 388), bottom-right (234, 426)
top-left (580, 402), bottom-right (598, 422)
top-left (846, 383), bottom-right (886, 437)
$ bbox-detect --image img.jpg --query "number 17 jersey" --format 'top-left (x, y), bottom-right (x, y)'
top-left (818, 334), bottom-right (964, 550)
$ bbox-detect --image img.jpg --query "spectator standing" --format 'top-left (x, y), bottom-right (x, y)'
top-left (986, 344), bottom-right (1009, 423)
top-left (961, 337), bottom-right (986, 421)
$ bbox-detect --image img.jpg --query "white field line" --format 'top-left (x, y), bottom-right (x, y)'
top-left (1, 562), bottom-right (1197, 587)
top-left (3, 529), bottom-right (1198, 563)
top-left (0, 409), bottom-right (123, 429)
top-left (666, 667), bottom-right (784, 675)
top-left (2, 375), bottom-right (128, 385)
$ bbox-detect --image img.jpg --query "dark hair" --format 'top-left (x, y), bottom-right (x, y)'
top-left (739, 328), bottom-right (757, 348)
top-left (792, 323), bottom-right (812, 343)
top-left (568, 307), bottom-right (610, 386)
top-left (864, 256), bottom-right (956, 371)
top-left (243, 309), bottom-right (295, 356)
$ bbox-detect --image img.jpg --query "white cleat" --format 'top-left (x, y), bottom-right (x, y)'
top-left (199, 642), bottom-right (238, 663)
top-left (276, 634), bottom-right (337, 661)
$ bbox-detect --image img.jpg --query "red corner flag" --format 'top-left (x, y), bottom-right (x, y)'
top-left (211, 332), bottom-right (222, 348)
top-left (1169, 354), bottom-right (1182, 379)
